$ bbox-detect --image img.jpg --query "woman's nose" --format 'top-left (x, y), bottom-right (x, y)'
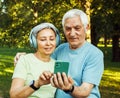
top-left (46, 40), bottom-right (51, 45)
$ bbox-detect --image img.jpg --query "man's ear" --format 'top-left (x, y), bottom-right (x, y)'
top-left (86, 24), bottom-right (90, 31)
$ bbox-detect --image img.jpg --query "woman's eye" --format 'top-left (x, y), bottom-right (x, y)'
top-left (40, 39), bottom-right (46, 41)
top-left (50, 38), bottom-right (55, 41)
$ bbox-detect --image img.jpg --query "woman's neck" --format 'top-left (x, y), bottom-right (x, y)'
top-left (34, 52), bottom-right (50, 62)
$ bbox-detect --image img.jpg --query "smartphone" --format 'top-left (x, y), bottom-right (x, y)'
top-left (54, 61), bottom-right (69, 75)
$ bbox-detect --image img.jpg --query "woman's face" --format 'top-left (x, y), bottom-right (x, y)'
top-left (36, 28), bottom-right (56, 55)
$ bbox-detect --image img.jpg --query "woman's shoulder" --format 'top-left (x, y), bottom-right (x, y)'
top-left (19, 53), bottom-right (34, 60)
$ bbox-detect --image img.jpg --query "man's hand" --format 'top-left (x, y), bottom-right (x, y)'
top-left (14, 52), bottom-right (26, 66)
top-left (51, 72), bottom-right (94, 97)
top-left (50, 72), bottom-right (74, 91)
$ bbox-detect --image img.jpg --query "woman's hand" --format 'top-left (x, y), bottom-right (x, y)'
top-left (37, 71), bottom-right (53, 87)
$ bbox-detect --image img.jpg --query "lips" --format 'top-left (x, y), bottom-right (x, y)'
top-left (44, 47), bottom-right (54, 51)
top-left (69, 37), bottom-right (78, 41)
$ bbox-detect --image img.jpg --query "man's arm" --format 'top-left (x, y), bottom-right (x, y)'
top-left (71, 82), bottom-right (93, 98)
top-left (51, 72), bottom-right (93, 98)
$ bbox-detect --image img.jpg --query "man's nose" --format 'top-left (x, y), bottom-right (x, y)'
top-left (70, 28), bottom-right (76, 36)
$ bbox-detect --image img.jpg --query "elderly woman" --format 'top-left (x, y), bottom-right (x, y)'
top-left (9, 23), bottom-right (60, 98)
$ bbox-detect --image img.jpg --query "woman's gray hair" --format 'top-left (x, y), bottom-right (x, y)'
top-left (62, 9), bottom-right (89, 32)
top-left (29, 22), bottom-right (60, 48)
top-left (31, 23), bottom-right (59, 37)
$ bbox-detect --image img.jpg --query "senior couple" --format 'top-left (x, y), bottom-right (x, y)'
top-left (10, 9), bottom-right (104, 98)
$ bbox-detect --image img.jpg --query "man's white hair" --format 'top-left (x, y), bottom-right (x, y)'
top-left (62, 9), bottom-right (89, 32)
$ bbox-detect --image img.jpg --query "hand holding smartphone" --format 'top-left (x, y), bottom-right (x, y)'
top-left (54, 61), bottom-right (69, 75)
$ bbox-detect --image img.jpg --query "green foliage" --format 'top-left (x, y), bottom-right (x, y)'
top-left (0, 0), bottom-right (83, 48)
top-left (90, 0), bottom-right (120, 45)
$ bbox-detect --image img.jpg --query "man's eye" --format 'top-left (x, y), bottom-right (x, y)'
top-left (66, 27), bottom-right (71, 31)
top-left (75, 26), bottom-right (83, 31)
top-left (75, 27), bottom-right (81, 30)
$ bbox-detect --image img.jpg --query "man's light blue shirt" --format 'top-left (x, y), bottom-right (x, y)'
top-left (52, 41), bottom-right (104, 98)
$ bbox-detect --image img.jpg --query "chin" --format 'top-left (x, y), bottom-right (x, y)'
top-left (70, 42), bottom-right (78, 46)
top-left (45, 51), bottom-right (54, 55)
top-left (70, 43), bottom-right (80, 49)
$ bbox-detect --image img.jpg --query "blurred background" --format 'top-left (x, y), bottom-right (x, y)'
top-left (0, 0), bottom-right (120, 98)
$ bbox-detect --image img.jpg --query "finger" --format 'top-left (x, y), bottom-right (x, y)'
top-left (68, 76), bottom-right (74, 84)
top-left (14, 60), bottom-right (17, 66)
top-left (52, 74), bottom-right (59, 87)
top-left (14, 52), bottom-right (26, 66)
top-left (40, 74), bottom-right (47, 80)
top-left (50, 76), bottom-right (55, 87)
top-left (14, 54), bottom-right (19, 66)
top-left (56, 72), bottom-right (64, 87)
top-left (61, 72), bottom-right (69, 85)
top-left (16, 53), bottom-right (22, 60)
top-left (19, 52), bottom-right (26, 58)
top-left (62, 73), bottom-right (73, 90)
top-left (43, 71), bottom-right (52, 79)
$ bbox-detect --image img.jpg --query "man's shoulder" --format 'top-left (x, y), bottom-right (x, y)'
top-left (86, 42), bottom-right (103, 56)
top-left (57, 42), bottom-right (69, 49)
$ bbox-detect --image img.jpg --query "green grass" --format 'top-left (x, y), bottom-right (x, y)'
top-left (0, 47), bottom-right (120, 98)
top-left (0, 47), bottom-right (32, 98)
top-left (99, 47), bottom-right (120, 98)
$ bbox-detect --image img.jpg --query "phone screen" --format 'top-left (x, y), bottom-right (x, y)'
top-left (54, 61), bottom-right (69, 75)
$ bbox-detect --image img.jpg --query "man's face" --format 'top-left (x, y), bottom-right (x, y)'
top-left (64, 16), bottom-right (86, 49)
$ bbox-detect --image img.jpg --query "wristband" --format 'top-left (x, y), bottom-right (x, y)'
top-left (29, 80), bottom-right (39, 90)
top-left (64, 85), bottom-right (74, 94)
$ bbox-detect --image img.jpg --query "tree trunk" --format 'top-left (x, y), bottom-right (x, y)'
top-left (91, 25), bottom-right (97, 46)
top-left (104, 34), bottom-right (107, 47)
top-left (112, 34), bottom-right (120, 62)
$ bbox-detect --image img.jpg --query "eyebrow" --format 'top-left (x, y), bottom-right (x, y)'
top-left (65, 25), bottom-right (83, 28)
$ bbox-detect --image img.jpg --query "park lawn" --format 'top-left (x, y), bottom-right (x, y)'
top-left (99, 47), bottom-right (120, 98)
top-left (0, 47), bottom-right (32, 98)
top-left (0, 47), bottom-right (120, 98)
top-left (100, 61), bottom-right (120, 98)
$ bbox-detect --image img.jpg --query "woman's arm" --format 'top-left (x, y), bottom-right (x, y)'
top-left (9, 78), bottom-right (36, 98)
top-left (10, 71), bottom-right (53, 98)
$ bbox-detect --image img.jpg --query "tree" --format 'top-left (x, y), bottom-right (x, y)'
top-left (0, 0), bottom-right (82, 47)
top-left (90, 0), bottom-right (120, 61)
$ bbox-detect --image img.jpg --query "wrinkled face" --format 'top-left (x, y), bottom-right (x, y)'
top-left (36, 28), bottom-right (56, 55)
top-left (64, 16), bottom-right (87, 49)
